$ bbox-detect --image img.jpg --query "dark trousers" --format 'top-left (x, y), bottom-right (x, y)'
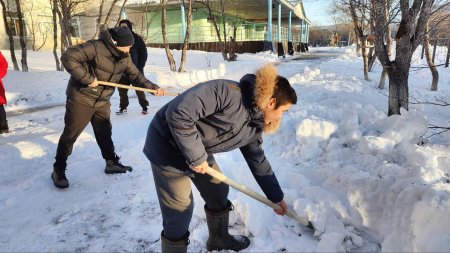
top-left (54, 99), bottom-right (115, 169)
top-left (151, 154), bottom-right (229, 241)
top-left (118, 78), bottom-right (149, 110)
top-left (0, 105), bottom-right (7, 128)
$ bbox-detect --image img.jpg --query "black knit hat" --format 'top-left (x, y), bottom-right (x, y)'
top-left (110, 26), bottom-right (134, 47)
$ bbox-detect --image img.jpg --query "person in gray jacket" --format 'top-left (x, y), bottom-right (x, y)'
top-left (51, 26), bottom-right (164, 189)
top-left (143, 64), bottom-right (297, 252)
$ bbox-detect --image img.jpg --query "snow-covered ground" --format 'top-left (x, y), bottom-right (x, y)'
top-left (0, 45), bottom-right (449, 252)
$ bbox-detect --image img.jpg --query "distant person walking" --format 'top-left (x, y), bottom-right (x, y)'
top-left (51, 26), bottom-right (164, 189)
top-left (0, 51), bottom-right (9, 134)
top-left (116, 19), bottom-right (150, 115)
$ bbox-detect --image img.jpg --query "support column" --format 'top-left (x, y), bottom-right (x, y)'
top-left (264, 0), bottom-right (273, 52)
top-left (277, 4), bottom-right (284, 57)
top-left (288, 11), bottom-right (293, 55)
top-left (181, 4), bottom-right (186, 42)
top-left (305, 23), bottom-right (309, 51)
top-left (300, 19), bottom-right (305, 52)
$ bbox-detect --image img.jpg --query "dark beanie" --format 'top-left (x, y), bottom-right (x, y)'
top-left (110, 26), bottom-right (134, 47)
top-left (119, 19), bottom-right (133, 31)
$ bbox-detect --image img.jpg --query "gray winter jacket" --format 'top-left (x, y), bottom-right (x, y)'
top-left (143, 67), bottom-right (284, 203)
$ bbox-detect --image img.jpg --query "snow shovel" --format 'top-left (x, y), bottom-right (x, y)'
top-left (205, 167), bottom-right (314, 229)
top-left (98, 81), bottom-right (179, 96)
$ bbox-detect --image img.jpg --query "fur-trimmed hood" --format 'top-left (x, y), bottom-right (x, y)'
top-left (239, 64), bottom-right (280, 133)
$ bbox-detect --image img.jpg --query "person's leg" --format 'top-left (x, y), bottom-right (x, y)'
top-left (190, 155), bottom-right (229, 211)
top-left (136, 90), bottom-right (149, 111)
top-left (90, 104), bottom-right (132, 173)
top-left (190, 154), bottom-right (250, 252)
top-left (52, 100), bottom-right (94, 188)
top-left (0, 105), bottom-right (8, 133)
top-left (118, 87), bottom-right (129, 111)
top-left (54, 100), bottom-right (94, 169)
top-left (90, 105), bottom-right (115, 161)
top-left (151, 162), bottom-right (192, 252)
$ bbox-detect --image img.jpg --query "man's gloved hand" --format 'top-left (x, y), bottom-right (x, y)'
top-left (89, 78), bottom-right (99, 88)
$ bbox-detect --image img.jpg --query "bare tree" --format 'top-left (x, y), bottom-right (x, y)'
top-left (348, 0), bottom-right (372, 80)
top-left (424, 21), bottom-right (439, 91)
top-left (200, 0), bottom-right (237, 61)
top-left (0, 0), bottom-right (20, 70)
top-left (52, 0), bottom-right (62, 71)
top-left (59, 0), bottom-right (73, 48)
top-left (423, 2), bottom-right (450, 91)
top-left (378, 0), bottom-right (397, 89)
top-left (372, 0), bottom-right (434, 115)
top-left (92, 0), bottom-right (105, 39)
top-left (15, 0), bottom-right (29, 71)
top-left (178, 0), bottom-right (192, 72)
top-left (102, 0), bottom-right (120, 26)
top-left (161, 0), bottom-right (176, 71)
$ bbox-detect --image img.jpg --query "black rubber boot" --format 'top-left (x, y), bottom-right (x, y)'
top-left (205, 201), bottom-right (250, 252)
top-left (161, 231), bottom-right (189, 253)
top-left (51, 167), bottom-right (69, 189)
top-left (0, 120), bottom-right (9, 134)
top-left (105, 155), bottom-right (132, 174)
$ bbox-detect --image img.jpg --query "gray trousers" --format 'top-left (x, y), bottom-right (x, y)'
top-left (151, 154), bottom-right (229, 241)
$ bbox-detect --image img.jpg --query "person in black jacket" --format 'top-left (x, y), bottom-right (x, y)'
top-left (51, 26), bottom-right (164, 189)
top-left (143, 64), bottom-right (297, 252)
top-left (116, 19), bottom-right (150, 115)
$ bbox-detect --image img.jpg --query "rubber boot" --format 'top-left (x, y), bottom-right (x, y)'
top-left (205, 201), bottom-right (250, 252)
top-left (161, 231), bottom-right (189, 253)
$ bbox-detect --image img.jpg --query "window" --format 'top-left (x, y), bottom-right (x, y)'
top-left (70, 17), bottom-right (81, 38)
top-left (6, 12), bottom-right (28, 36)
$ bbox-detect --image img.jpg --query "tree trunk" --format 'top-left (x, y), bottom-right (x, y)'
top-left (102, 0), bottom-right (120, 27)
top-left (361, 39), bottom-right (369, 81)
top-left (92, 0), bottom-right (105, 39)
top-left (60, 0), bottom-right (72, 47)
top-left (387, 62), bottom-right (410, 116)
top-left (178, 0), bottom-right (192, 72)
top-left (378, 24), bottom-right (392, 89)
top-left (0, 0), bottom-right (20, 70)
top-left (161, 0), bottom-right (176, 71)
top-left (57, 8), bottom-right (66, 71)
top-left (115, 0), bottom-right (128, 27)
top-left (52, 0), bottom-right (62, 71)
top-left (201, 0), bottom-right (227, 60)
top-left (220, 1), bottom-right (229, 61)
top-left (424, 22), bottom-right (438, 91)
top-left (15, 0), bottom-right (28, 72)
top-left (368, 46), bottom-right (376, 72)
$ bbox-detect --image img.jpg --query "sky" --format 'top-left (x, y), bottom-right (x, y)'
top-left (302, 0), bottom-right (334, 26)
top-left (0, 45), bottom-right (450, 252)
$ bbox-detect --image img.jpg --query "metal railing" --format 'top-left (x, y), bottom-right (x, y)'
top-left (147, 23), bottom-right (300, 44)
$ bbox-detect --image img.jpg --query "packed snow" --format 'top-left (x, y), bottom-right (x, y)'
top-left (0, 45), bottom-right (449, 252)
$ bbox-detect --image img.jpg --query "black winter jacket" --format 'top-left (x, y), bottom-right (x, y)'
top-left (143, 73), bottom-right (284, 203)
top-left (129, 33), bottom-right (147, 73)
top-left (61, 29), bottom-right (159, 108)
